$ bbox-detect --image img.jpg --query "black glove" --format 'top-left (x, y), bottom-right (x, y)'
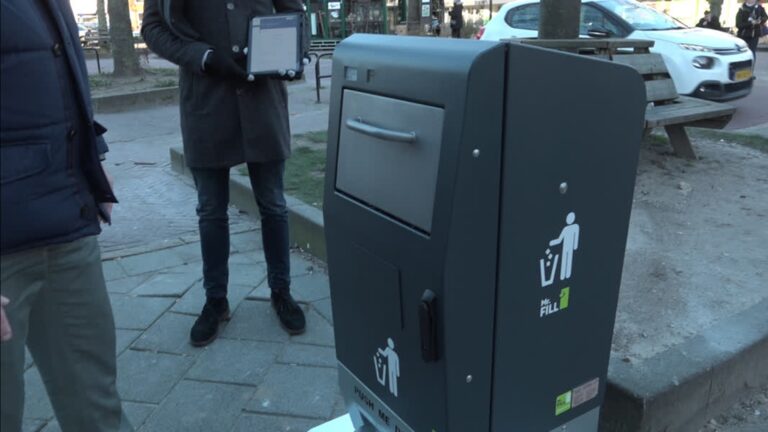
top-left (276, 55), bottom-right (311, 81)
top-left (203, 50), bottom-right (248, 81)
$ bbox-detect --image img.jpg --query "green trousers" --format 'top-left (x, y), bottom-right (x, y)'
top-left (0, 236), bottom-right (132, 432)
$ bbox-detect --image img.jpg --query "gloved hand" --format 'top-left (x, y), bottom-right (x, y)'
top-left (275, 55), bottom-right (311, 81)
top-left (203, 50), bottom-right (248, 81)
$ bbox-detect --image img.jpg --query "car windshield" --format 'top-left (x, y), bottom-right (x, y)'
top-left (596, 0), bottom-right (686, 31)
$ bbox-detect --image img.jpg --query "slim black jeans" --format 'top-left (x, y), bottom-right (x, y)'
top-left (191, 161), bottom-right (290, 299)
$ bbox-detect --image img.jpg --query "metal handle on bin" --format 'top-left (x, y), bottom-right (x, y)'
top-left (345, 117), bottom-right (417, 143)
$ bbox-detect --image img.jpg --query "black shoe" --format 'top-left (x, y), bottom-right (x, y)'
top-left (271, 291), bottom-right (306, 335)
top-left (190, 297), bottom-right (230, 347)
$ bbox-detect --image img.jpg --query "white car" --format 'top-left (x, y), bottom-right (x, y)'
top-left (480, 0), bottom-right (755, 101)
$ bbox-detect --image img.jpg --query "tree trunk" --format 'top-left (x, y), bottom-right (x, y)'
top-left (539, 0), bottom-right (580, 39)
top-left (407, 0), bottom-right (422, 35)
top-left (96, 0), bottom-right (108, 36)
top-left (108, 0), bottom-right (140, 77)
top-left (708, 0), bottom-right (723, 18)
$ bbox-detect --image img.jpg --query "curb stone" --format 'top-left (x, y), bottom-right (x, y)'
top-left (93, 87), bottom-right (179, 114)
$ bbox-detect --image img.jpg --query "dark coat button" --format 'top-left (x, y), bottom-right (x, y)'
top-left (67, 128), bottom-right (77, 140)
top-left (52, 43), bottom-right (62, 56)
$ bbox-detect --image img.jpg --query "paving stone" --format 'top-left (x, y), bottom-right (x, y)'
top-left (110, 294), bottom-right (174, 330)
top-left (25, 347), bottom-right (34, 370)
top-left (230, 230), bottom-right (264, 253)
top-left (248, 271), bottom-right (329, 303)
top-left (291, 308), bottom-right (336, 347)
top-left (117, 250), bottom-right (188, 276)
top-left (123, 401), bottom-right (156, 429)
top-left (247, 364), bottom-right (339, 419)
top-left (228, 263), bottom-right (268, 287)
top-left (187, 339), bottom-right (282, 386)
top-left (220, 300), bottom-right (290, 343)
top-left (172, 282), bottom-right (253, 315)
top-left (312, 298), bottom-right (334, 325)
top-left (279, 343), bottom-right (337, 368)
top-left (117, 350), bottom-right (193, 404)
top-left (23, 367), bottom-right (54, 421)
top-left (229, 250), bottom-right (266, 265)
top-left (22, 419), bottom-right (48, 432)
top-left (331, 396), bottom-right (349, 418)
top-left (247, 279), bottom-right (271, 300)
top-left (106, 274), bottom-right (152, 294)
top-left (142, 380), bottom-right (255, 432)
top-left (291, 253), bottom-right (317, 277)
top-left (165, 242), bottom-right (204, 264)
top-left (116, 329), bottom-right (142, 355)
top-left (40, 420), bottom-right (60, 432)
top-left (42, 412), bottom-right (147, 432)
top-left (132, 313), bottom-right (199, 355)
top-left (131, 271), bottom-right (201, 297)
top-left (102, 259), bottom-right (128, 281)
top-left (289, 273), bottom-right (331, 303)
top-left (232, 413), bottom-right (322, 432)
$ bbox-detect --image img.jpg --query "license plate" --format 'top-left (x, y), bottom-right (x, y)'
top-left (734, 68), bottom-right (753, 81)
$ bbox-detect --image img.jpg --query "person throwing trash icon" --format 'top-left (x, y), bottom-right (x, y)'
top-left (549, 212), bottom-right (580, 280)
top-left (375, 338), bottom-right (400, 397)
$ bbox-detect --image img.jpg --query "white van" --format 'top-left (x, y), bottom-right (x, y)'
top-left (479, 0), bottom-right (755, 101)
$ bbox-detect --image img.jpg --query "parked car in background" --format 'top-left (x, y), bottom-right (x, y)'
top-left (480, 0), bottom-right (755, 101)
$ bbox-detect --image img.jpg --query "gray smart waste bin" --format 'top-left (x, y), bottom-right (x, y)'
top-left (323, 34), bottom-right (646, 432)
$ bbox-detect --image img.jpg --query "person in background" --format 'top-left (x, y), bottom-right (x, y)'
top-left (450, 1), bottom-right (464, 38)
top-left (141, 0), bottom-right (308, 347)
top-left (696, 10), bottom-right (724, 31)
top-left (736, 0), bottom-right (768, 57)
top-left (0, 0), bottom-right (131, 430)
top-left (432, 11), bottom-right (442, 37)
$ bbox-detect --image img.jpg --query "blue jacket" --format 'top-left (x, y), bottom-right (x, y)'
top-left (1, 0), bottom-right (117, 255)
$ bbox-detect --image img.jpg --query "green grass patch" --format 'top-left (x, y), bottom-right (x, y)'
top-left (302, 130), bottom-right (328, 144)
top-left (689, 129), bottom-right (768, 154)
top-left (144, 67), bottom-right (178, 77)
top-left (154, 78), bottom-right (178, 88)
top-left (238, 144), bottom-right (327, 208)
top-left (285, 146), bottom-right (326, 207)
top-left (88, 74), bottom-right (113, 90)
top-left (644, 129), bottom-right (768, 154)
top-left (643, 133), bottom-right (669, 148)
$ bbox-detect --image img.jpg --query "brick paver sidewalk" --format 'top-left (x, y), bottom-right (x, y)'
top-left (23, 237), bottom-right (343, 431)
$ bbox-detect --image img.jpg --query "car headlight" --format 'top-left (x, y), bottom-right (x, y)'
top-left (692, 56), bottom-right (715, 69)
top-left (679, 43), bottom-right (714, 53)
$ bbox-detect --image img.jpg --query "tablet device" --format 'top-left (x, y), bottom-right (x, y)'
top-left (247, 13), bottom-right (304, 76)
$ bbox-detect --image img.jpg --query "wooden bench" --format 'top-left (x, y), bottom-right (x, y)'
top-left (308, 39), bottom-right (341, 103)
top-left (519, 39), bottom-right (736, 159)
top-left (309, 38), bottom-right (341, 53)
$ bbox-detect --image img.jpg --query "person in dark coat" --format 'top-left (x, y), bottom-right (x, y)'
top-left (696, 10), bottom-right (724, 31)
top-left (0, 0), bottom-right (131, 430)
top-left (450, 1), bottom-right (464, 38)
top-left (141, 0), bottom-right (307, 346)
top-left (736, 0), bottom-right (768, 57)
top-left (432, 11), bottom-right (442, 37)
